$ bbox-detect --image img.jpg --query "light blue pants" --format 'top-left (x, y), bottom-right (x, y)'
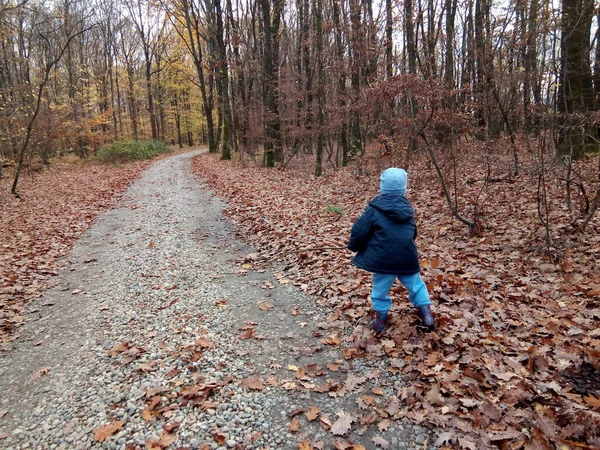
top-left (371, 272), bottom-right (431, 314)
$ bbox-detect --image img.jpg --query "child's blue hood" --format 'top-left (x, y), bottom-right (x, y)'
top-left (369, 194), bottom-right (414, 223)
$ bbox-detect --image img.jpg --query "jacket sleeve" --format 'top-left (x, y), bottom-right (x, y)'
top-left (348, 207), bottom-right (374, 252)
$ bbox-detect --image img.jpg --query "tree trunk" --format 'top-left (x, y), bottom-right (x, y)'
top-left (405, 0), bottom-right (417, 74)
top-left (444, 0), bottom-right (457, 86)
top-left (181, 0), bottom-right (217, 153)
top-left (213, 0), bottom-right (232, 160)
top-left (557, 0), bottom-right (597, 158)
top-left (260, 0), bottom-right (283, 167)
top-left (313, 0), bottom-right (324, 176)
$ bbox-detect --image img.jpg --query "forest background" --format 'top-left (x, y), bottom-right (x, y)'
top-left (1, 0), bottom-right (600, 448)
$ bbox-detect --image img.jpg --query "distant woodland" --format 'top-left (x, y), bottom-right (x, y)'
top-left (1, 0), bottom-right (599, 178)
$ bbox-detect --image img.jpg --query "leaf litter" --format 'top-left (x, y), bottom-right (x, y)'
top-left (192, 151), bottom-right (600, 448)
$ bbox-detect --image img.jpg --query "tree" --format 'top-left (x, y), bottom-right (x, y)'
top-left (11, 6), bottom-right (93, 195)
top-left (260, 0), bottom-right (283, 167)
top-left (557, 0), bottom-right (597, 159)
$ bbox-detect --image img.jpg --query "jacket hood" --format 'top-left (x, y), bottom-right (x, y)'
top-left (369, 194), bottom-right (414, 222)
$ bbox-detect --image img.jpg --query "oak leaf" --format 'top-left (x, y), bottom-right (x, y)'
top-left (289, 417), bottom-right (300, 432)
top-left (372, 436), bottom-right (389, 449)
top-left (195, 338), bottom-right (215, 349)
top-left (31, 366), bottom-right (51, 380)
top-left (306, 405), bottom-right (320, 421)
top-left (93, 421), bottom-right (124, 442)
top-left (434, 431), bottom-right (455, 446)
top-left (584, 395), bottom-right (600, 409)
top-left (241, 377), bottom-right (264, 391)
top-left (330, 412), bottom-right (353, 436)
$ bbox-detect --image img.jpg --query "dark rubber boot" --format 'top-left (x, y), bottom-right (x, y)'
top-left (417, 305), bottom-right (435, 332)
top-left (370, 311), bottom-right (388, 335)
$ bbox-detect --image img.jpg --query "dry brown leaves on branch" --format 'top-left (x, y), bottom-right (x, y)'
top-left (192, 151), bottom-right (600, 449)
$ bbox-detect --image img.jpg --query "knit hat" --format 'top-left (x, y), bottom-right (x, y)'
top-left (380, 168), bottom-right (408, 195)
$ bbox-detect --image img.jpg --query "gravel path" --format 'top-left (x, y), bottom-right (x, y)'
top-left (0, 150), bottom-right (436, 449)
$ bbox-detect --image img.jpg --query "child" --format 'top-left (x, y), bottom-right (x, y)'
top-left (348, 167), bottom-right (435, 333)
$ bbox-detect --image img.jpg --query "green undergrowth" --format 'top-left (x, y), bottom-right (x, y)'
top-left (96, 140), bottom-right (170, 163)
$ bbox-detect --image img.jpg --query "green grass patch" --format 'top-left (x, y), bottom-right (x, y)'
top-left (96, 140), bottom-right (170, 163)
top-left (325, 204), bottom-right (344, 215)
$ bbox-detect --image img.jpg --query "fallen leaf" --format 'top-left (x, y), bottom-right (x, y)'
top-left (93, 421), bottom-right (124, 442)
top-left (289, 417), bottom-right (300, 432)
top-left (377, 419), bottom-right (392, 432)
top-left (241, 377), bottom-right (264, 391)
top-left (212, 430), bottom-right (227, 444)
top-left (330, 411), bottom-right (353, 436)
top-left (322, 333), bottom-right (341, 346)
top-left (195, 338), bottom-right (215, 349)
top-left (584, 395), bottom-right (600, 409)
top-left (291, 307), bottom-right (299, 316)
top-left (306, 406), bottom-right (320, 421)
top-left (155, 429), bottom-right (177, 446)
top-left (31, 366), bottom-right (51, 380)
top-left (298, 441), bottom-right (312, 450)
top-left (372, 435), bottom-right (389, 449)
top-left (148, 240), bottom-right (154, 248)
top-left (371, 387), bottom-right (384, 395)
top-left (458, 437), bottom-right (477, 449)
top-left (259, 302), bottom-right (274, 310)
top-left (327, 363), bottom-right (340, 372)
top-left (434, 431), bottom-right (455, 446)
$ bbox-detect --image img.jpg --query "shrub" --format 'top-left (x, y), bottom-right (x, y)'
top-left (96, 140), bottom-right (170, 162)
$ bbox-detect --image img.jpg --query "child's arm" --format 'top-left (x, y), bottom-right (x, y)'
top-left (348, 208), bottom-right (374, 252)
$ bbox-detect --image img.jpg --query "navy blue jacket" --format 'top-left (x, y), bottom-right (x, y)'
top-left (348, 194), bottom-right (420, 275)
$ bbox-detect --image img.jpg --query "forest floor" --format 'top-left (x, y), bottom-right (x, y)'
top-left (0, 149), bottom-right (434, 450)
top-left (0, 146), bottom-right (598, 449)
top-left (190, 147), bottom-right (600, 450)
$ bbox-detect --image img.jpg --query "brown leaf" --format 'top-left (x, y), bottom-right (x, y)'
top-left (372, 436), bottom-right (389, 449)
top-left (142, 409), bottom-right (154, 421)
top-left (458, 438), bottom-right (477, 449)
top-left (212, 430), bottom-right (227, 444)
top-left (289, 417), bottom-right (300, 432)
top-left (434, 432), bottom-right (455, 446)
top-left (371, 387), bottom-right (384, 395)
top-left (31, 366), bottom-right (51, 380)
top-left (240, 377), bottom-right (264, 391)
top-left (306, 405), bottom-right (320, 421)
top-left (93, 421), bottom-right (124, 442)
top-left (377, 419), bottom-right (392, 432)
top-left (425, 383), bottom-right (444, 406)
top-left (584, 395), bottom-right (600, 409)
top-left (330, 412), bottom-right (353, 436)
top-left (298, 441), bottom-right (312, 450)
top-left (385, 397), bottom-right (401, 416)
top-left (327, 363), bottom-right (340, 372)
top-left (259, 302), bottom-right (274, 310)
top-left (195, 338), bottom-right (215, 349)
top-left (322, 333), bottom-right (341, 346)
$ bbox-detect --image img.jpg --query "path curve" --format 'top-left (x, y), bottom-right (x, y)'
top-left (0, 150), bottom-right (435, 449)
